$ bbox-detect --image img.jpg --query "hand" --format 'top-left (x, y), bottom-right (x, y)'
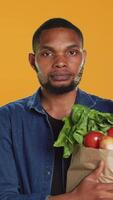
top-left (49, 161), bottom-right (113, 200)
top-left (70, 160), bottom-right (113, 200)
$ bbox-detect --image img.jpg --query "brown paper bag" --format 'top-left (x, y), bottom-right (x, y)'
top-left (66, 145), bottom-right (113, 192)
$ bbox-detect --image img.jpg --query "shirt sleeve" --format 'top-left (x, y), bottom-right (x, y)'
top-left (0, 106), bottom-right (48, 200)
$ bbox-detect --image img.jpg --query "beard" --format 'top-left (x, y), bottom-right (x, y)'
top-left (38, 66), bottom-right (84, 95)
top-left (42, 81), bottom-right (76, 94)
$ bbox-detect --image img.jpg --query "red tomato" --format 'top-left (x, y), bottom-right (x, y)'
top-left (83, 131), bottom-right (103, 148)
top-left (107, 127), bottom-right (113, 137)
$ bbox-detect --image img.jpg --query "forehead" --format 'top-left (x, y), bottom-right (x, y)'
top-left (39, 28), bottom-right (82, 48)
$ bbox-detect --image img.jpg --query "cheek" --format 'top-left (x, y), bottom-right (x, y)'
top-left (37, 57), bottom-right (53, 68)
top-left (37, 68), bottom-right (48, 79)
top-left (69, 56), bottom-right (83, 66)
top-left (36, 64), bottom-right (50, 82)
top-left (35, 59), bottom-right (49, 73)
top-left (37, 69), bottom-right (48, 85)
top-left (69, 59), bottom-right (82, 73)
top-left (37, 63), bottom-right (52, 79)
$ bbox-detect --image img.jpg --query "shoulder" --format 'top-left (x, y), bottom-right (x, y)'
top-left (77, 89), bottom-right (113, 113)
top-left (0, 94), bottom-right (38, 134)
top-left (0, 92), bottom-right (40, 126)
top-left (0, 88), bottom-right (43, 121)
top-left (0, 95), bottom-right (31, 114)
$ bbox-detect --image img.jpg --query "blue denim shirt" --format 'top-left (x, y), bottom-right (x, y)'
top-left (0, 88), bottom-right (113, 200)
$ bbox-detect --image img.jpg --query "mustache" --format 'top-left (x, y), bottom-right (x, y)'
top-left (49, 70), bottom-right (73, 76)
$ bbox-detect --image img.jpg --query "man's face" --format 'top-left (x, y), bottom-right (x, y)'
top-left (34, 27), bottom-right (86, 94)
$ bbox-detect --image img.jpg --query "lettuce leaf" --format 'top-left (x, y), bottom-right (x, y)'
top-left (54, 104), bottom-right (113, 158)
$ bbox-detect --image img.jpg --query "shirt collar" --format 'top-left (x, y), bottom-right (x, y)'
top-left (76, 89), bottom-right (96, 108)
top-left (27, 87), bottom-right (96, 113)
top-left (27, 88), bottom-right (44, 113)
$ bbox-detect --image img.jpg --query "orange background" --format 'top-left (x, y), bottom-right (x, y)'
top-left (0, 0), bottom-right (113, 105)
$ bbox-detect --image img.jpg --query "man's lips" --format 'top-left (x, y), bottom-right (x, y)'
top-left (50, 72), bottom-right (73, 81)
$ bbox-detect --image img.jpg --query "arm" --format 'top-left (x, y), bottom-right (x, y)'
top-left (0, 107), bottom-right (48, 200)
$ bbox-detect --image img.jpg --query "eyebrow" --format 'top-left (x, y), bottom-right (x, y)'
top-left (38, 44), bottom-right (82, 52)
top-left (39, 45), bottom-right (56, 52)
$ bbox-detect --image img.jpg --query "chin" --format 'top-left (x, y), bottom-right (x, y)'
top-left (42, 81), bottom-right (77, 95)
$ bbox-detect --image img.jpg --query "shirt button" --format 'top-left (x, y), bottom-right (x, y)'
top-left (47, 171), bottom-right (51, 175)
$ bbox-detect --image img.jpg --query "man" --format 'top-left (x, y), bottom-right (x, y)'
top-left (0, 18), bottom-right (113, 200)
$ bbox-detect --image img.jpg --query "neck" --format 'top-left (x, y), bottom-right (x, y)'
top-left (41, 87), bottom-right (78, 119)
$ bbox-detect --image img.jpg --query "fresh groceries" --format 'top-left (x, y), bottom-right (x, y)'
top-left (56, 105), bottom-right (113, 191)
top-left (99, 135), bottom-right (113, 149)
top-left (83, 131), bottom-right (103, 148)
top-left (54, 104), bottom-right (113, 158)
top-left (108, 127), bottom-right (113, 137)
top-left (83, 130), bottom-right (113, 149)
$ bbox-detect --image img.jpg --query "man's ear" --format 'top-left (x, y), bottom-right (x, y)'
top-left (82, 49), bottom-right (87, 65)
top-left (28, 53), bottom-right (36, 70)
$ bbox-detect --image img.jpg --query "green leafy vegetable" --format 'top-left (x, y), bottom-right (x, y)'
top-left (54, 104), bottom-right (113, 158)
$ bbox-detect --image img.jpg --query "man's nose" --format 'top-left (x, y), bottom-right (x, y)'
top-left (52, 55), bottom-right (67, 68)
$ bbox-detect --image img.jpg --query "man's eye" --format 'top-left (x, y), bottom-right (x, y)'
top-left (41, 51), bottom-right (53, 57)
top-left (68, 49), bottom-right (80, 56)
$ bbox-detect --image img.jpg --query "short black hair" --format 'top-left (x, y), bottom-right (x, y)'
top-left (32, 18), bottom-right (84, 53)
